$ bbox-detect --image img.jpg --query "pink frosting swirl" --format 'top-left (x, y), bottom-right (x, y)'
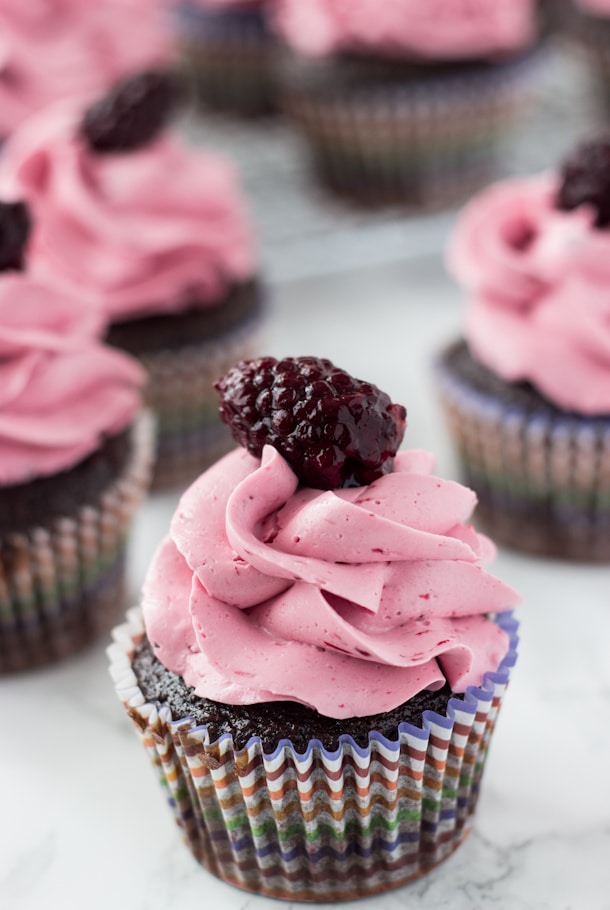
top-left (142, 445), bottom-right (518, 719)
top-left (0, 0), bottom-right (171, 137)
top-left (0, 103), bottom-right (256, 322)
top-left (0, 274), bottom-right (144, 485)
top-left (447, 173), bottom-right (610, 414)
top-left (272, 0), bottom-right (536, 60)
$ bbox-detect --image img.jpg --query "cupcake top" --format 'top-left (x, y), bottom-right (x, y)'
top-left (272, 0), bottom-right (537, 60)
top-left (142, 356), bottom-right (519, 720)
top-left (0, 72), bottom-right (257, 323)
top-left (0, 0), bottom-right (171, 137)
top-left (0, 269), bottom-right (144, 486)
top-left (447, 136), bottom-right (610, 415)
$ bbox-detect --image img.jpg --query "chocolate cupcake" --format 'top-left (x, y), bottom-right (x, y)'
top-left (0, 216), bottom-right (152, 672)
top-left (0, 72), bottom-right (266, 490)
top-left (271, 0), bottom-right (544, 208)
top-left (172, 0), bottom-right (278, 116)
top-left (109, 355), bottom-right (520, 901)
top-left (436, 135), bottom-right (610, 561)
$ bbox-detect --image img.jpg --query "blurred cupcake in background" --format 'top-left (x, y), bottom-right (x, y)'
top-left (0, 0), bottom-right (173, 142)
top-left (436, 134), bottom-right (610, 561)
top-left (0, 71), bottom-right (266, 491)
top-left (171, 0), bottom-right (278, 115)
top-left (271, 0), bottom-right (544, 208)
top-left (0, 203), bottom-right (152, 673)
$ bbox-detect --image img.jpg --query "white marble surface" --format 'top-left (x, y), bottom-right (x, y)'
top-left (2, 256), bottom-right (610, 910)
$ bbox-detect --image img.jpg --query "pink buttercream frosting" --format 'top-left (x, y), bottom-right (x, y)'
top-left (0, 103), bottom-right (256, 322)
top-left (448, 173), bottom-right (610, 415)
top-left (142, 445), bottom-right (518, 719)
top-left (0, 274), bottom-right (144, 486)
top-left (272, 0), bottom-right (536, 60)
top-left (0, 0), bottom-right (171, 137)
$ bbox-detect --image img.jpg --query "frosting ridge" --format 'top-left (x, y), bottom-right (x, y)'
top-left (0, 274), bottom-right (144, 485)
top-left (448, 173), bottom-right (610, 414)
top-left (142, 445), bottom-right (518, 719)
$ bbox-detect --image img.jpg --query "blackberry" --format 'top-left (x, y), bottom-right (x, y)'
top-left (556, 136), bottom-right (610, 228)
top-left (81, 70), bottom-right (183, 154)
top-left (0, 201), bottom-right (31, 271)
top-left (215, 356), bottom-right (407, 490)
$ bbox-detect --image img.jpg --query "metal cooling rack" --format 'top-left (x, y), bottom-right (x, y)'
top-left (182, 45), bottom-right (600, 283)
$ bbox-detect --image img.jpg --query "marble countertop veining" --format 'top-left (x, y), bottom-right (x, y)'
top-left (2, 257), bottom-right (610, 910)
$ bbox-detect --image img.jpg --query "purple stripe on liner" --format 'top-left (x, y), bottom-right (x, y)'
top-left (235, 829), bottom-right (424, 864)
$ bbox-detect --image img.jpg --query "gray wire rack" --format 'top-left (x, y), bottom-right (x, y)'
top-left (182, 45), bottom-right (600, 283)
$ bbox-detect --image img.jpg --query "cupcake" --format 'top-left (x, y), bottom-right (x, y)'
top-left (109, 355), bottom-right (520, 901)
top-left (437, 135), bottom-right (610, 561)
top-left (0, 71), bottom-right (266, 490)
top-left (270, 0), bottom-right (543, 208)
top-left (172, 0), bottom-right (278, 116)
top-left (0, 204), bottom-right (152, 673)
top-left (0, 0), bottom-right (172, 142)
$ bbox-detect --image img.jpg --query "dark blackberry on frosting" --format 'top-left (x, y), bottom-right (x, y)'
top-left (215, 355), bottom-right (407, 489)
top-left (81, 70), bottom-right (183, 154)
top-left (556, 135), bottom-right (610, 228)
top-left (0, 201), bottom-right (31, 271)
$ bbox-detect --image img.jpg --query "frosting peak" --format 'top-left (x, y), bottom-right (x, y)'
top-left (272, 0), bottom-right (537, 60)
top-left (142, 445), bottom-right (518, 719)
top-left (0, 103), bottom-right (256, 321)
top-left (448, 173), bottom-right (610, 414)
top-left (0, 274), bottom-right (144, 485)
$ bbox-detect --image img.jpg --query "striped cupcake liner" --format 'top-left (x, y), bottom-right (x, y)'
top-left (436, 351), bottom-right (610, 561)
top-left (280, 50), bottom-right (543, 208)
top-left (173, 3), bottom-right (278, 116)
top-left (140, 316), bottom-right (264, 491)
top-left (0, 415), bottom-right (154, 674)
top-left (109, 608), bottom-right (518, 902)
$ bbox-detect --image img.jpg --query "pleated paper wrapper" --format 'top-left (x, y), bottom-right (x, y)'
top-left (0, 413), bottom-right (154, 673)
top-left (109, 607), bottom-right (519, 902)
top-left (436, 350), bottom-right (610, 561)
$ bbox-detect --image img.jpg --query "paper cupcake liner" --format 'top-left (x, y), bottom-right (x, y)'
top-left (173, 3), bottom-right (277, 115)
top-left (140, 316), bottom-right (264, 491)
top-left (280, 50), bottom-right (543, 208)
top-left (0, 414), bottom-right (154, 674)
top-left (436, 351), bottom-right (610, 561)
top-left (109, 608), bottom-right (518, 902)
